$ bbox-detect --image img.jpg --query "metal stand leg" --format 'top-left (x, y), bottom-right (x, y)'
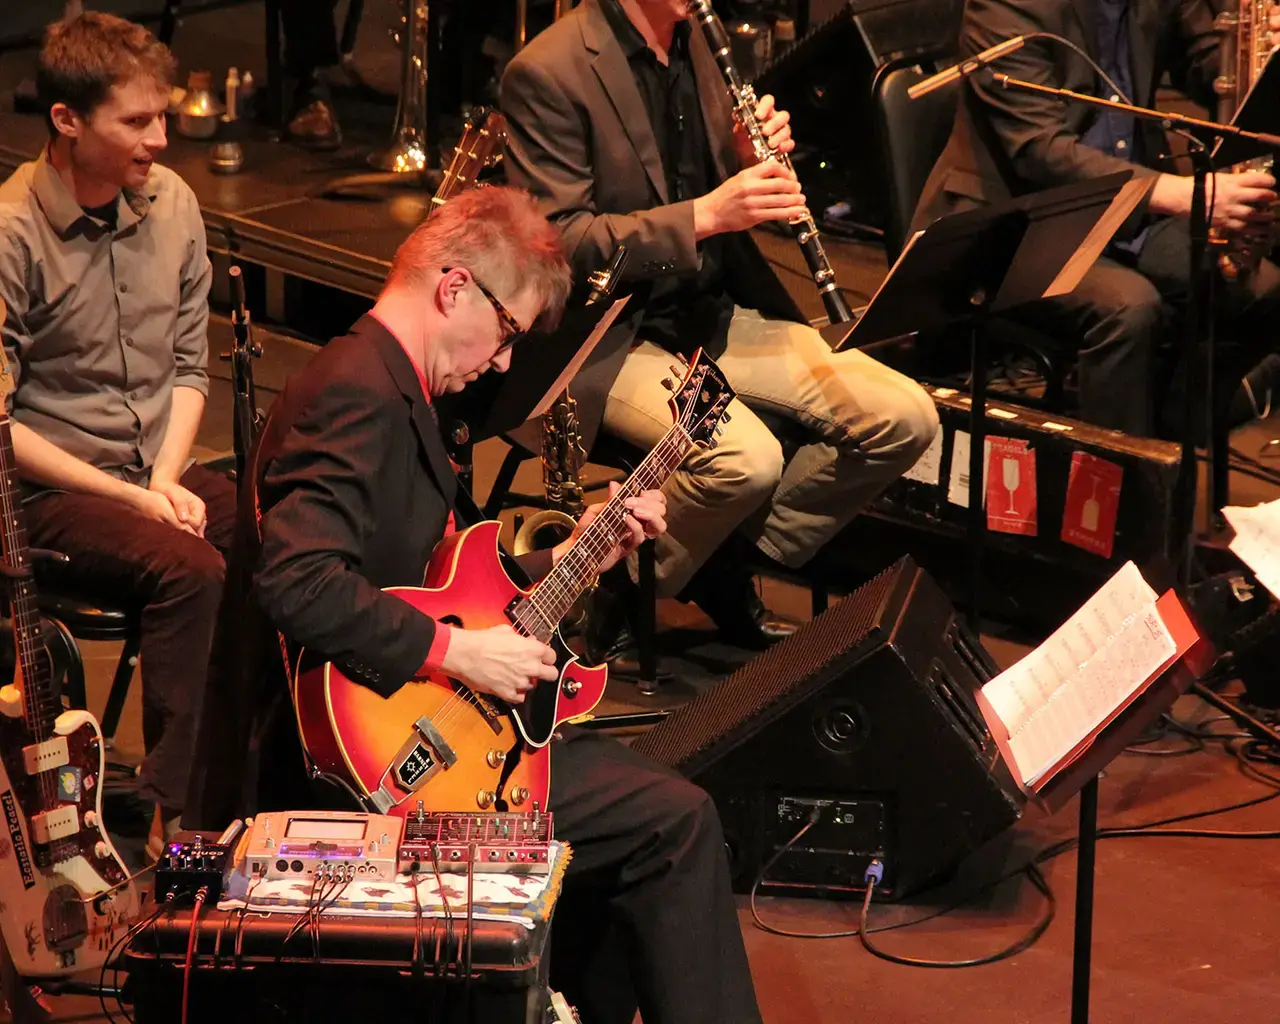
top-left (100, 633), bottom-right (141, 742)
top-left (1071, 775), bottom-right (1100, 1024)
top-left (967, 315), bottom-right (989, 631)
top-left (635, 540), bottom-right (660, 696)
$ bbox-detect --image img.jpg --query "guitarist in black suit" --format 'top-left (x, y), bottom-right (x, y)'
top-left (911, 0), bottom-right (1280, 437)
top-left (186, 186), bottom-right (766, 1024)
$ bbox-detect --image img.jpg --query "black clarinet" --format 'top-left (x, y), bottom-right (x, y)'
top-left (686, 0), bottom-right (852, 325)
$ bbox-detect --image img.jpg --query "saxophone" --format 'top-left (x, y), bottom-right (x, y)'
top-left (512, 248), bottom-right (630, 583)
top-left (1213, 0), bottom-right (1279, 278)
top-left (686, 0), bottom-right (852, 326)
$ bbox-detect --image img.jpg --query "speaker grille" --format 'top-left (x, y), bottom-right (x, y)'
top-left (633, 559), bottom-right (911, 774)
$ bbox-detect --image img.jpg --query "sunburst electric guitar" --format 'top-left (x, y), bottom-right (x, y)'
top-left (293, 351), bottom-right (733, 817)
top-left (0, 317), bottom-right (138, 977)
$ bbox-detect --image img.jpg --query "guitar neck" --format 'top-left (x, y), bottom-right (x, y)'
top-left (513, 425), bottom-right (693, 641)
top-left (0, 416), bottom-right (55, 739)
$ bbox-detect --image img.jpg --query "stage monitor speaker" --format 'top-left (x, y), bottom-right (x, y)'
top-left (631, 557), bottom-right (1024, 899)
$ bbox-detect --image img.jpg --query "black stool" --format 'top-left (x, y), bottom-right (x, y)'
top-left (36, 589), bottom-right (140, 744)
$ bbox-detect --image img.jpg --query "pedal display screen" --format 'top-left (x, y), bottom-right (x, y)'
top-left (285, 817), bottom-right (368, 841)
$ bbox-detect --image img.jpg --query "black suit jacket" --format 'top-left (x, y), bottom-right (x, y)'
top-left (185, 316), bottom-right (551, 827)
top-left (910, 0), bottom-right (1219, 232)
top-left (499, 0), bottom-right (804, 447)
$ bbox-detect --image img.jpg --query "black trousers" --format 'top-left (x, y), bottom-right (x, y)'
top-left (24, 464), bottom-right (237, 810)
top-left (548, 729), bottom-right (762, 1024)
top-left (279, 0), bottom-right (341, 81)
top-left (1005, 216), bottom-right (1280, 436)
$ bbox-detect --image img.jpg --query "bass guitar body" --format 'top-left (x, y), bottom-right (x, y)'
top-left (293, 521), bottom-right (608, 818)
top-left (0, 704), bottom-right (138, 977)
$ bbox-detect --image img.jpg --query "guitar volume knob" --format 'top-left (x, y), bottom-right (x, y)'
top-left (486, 749), bottom-right (506, 768)
top-left (476, 790), bottom-right (495, 809)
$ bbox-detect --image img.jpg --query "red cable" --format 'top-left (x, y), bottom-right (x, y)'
top-left (181, 891), bottom-right (206, 1024)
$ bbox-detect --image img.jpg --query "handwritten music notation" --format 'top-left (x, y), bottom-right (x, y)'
top-left (979, 562), bottom-right (1177, 788)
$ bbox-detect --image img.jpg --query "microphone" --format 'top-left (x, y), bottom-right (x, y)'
top-left (907, 37), bottom-right (1028, 99)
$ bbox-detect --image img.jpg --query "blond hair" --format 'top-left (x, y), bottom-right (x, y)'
top-left (385, 187), bottom-right (571, 330)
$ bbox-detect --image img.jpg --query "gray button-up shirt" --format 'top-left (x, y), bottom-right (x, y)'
top-left (0, 150), bottom-right (211, 484)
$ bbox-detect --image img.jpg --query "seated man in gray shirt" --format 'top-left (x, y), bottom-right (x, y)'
top-left (0, 12), bottom-right (235, 858)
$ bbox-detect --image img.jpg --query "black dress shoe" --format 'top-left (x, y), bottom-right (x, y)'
top-left (287, 99), bottom-right (343, 151)
top-left (680, 551), bottom-right (797, 650)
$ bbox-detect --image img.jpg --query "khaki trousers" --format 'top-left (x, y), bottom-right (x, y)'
top-left (601, 307), bottom-right (939, 596)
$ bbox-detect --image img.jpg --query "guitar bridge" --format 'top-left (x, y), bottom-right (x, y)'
top-left (369, 717), bottom-right (457, 814)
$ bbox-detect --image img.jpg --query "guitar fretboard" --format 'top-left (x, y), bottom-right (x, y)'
top-left (510, 425), bottom-right (693, 642)
top-left (0, 423), bottom-right (56, 740)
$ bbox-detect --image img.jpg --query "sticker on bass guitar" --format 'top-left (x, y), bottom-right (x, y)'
top-left (0, 790), bottom-right (35, 889)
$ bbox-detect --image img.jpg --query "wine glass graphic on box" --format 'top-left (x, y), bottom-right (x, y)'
top-left (1081, 475), bottom-right (1101, 532)
top-left (1002, 457), bottom-right (1020, 513)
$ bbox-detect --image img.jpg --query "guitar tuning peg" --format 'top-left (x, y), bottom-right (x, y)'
top-left (669, 364), bottom-right (685, 380)
top-left (715, 425), bottom-right (724, 437)
top-left (705, 438), bottom-right (718, 449)
top-left (721, 411), bottom-right (732, 424)
top-left (661, 377), bottom-right (676, 391)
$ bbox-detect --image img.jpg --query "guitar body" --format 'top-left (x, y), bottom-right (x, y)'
top-left (0, 702), bottom-right (138, 977)
top-left (294, 521), bottom-right (608, 817)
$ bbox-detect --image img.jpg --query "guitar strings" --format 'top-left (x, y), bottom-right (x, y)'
top-left (418, 423), bottom-right (696, 747)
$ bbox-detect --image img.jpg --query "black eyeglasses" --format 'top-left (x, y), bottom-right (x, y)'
top-left (443, 266), bottom-right (526, 352)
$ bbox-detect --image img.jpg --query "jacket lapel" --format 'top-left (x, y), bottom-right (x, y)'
top-left (581, 0), bottom-right (669, 203)
top-left (363, 318), bottom-right (459, 510)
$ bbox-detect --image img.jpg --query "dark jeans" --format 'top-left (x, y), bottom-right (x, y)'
top-left (1006, 216), bottom-right (1280, 436)
top-left (548, 730), bottom-right (762, 1024)
top-left (24, 463), bottom-right (237, 810)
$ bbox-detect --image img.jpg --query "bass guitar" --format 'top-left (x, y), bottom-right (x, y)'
top-left (0, 315), bottom-right (138, 977)
top-left (292, 351), bottom-right (733, 817)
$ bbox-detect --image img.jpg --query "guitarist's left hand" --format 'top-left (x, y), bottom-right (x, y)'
top-left (554, 484), bottom-right (667, 573)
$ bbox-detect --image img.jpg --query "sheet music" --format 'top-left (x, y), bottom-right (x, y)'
top-left (1042, 178), bottom-right (1154, 297)
top-left (981, 562), bottom-right (1176, 786)
top-left (528, 296), bottom-right (629, 418)
top-left (1223, 498), bottom-right (1280, 600)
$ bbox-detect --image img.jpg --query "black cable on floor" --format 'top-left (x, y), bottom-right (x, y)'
top-left (857, 862), bottom-right (1054, 968)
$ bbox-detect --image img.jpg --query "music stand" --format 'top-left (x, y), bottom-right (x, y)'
top-left (835, 172), bottom-right (1146, 626)
top-left (434, 298), bottom-right (628, 494)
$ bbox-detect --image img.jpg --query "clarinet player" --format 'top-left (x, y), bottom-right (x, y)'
top-left (501, 0), bottom-right (938, 656)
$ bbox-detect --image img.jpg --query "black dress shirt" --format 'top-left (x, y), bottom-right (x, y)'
top-left (601, 0), bottom-right (734, 355)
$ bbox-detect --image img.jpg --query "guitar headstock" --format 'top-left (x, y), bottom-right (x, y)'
top-left (431, 109), bottom-right (509, 210)
top-left (666, 349), bottom-right (735, 449)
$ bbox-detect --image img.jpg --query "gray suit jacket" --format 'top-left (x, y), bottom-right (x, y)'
top-left (910, 0), bottom-right (1219, 234)
top-left (499, 0), bottom-right (804, 448)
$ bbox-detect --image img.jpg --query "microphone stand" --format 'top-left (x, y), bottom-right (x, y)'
top-left (991, 72), bottom-right (1280, 588)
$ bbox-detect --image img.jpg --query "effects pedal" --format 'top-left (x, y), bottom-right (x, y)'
top-left (154, 820), bottom-right (244, 903)
top-left (399, 808), bottom-right (554, 875)
top-left (240, 810), bottom-right (403, 881)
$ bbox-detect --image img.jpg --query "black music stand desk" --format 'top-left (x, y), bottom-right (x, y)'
top-left (835, 172), bottom-right (1147, 625)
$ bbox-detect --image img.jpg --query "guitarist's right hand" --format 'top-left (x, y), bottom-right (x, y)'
top-left (438, 625), bottom-right (559, 704)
